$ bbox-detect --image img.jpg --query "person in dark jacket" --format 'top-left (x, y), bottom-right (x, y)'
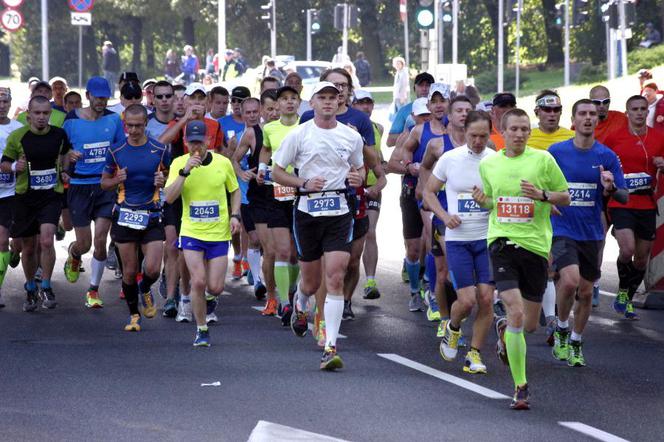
top-left (102, 41), bottom-right (121, 97)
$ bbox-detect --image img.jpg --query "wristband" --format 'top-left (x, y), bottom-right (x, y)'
top-left (11, 162), bottom-right (16, 172)
top-left (230, 214), bottom-right (241, 222)
top-left (302, 179), bottom-right (309, 190)
top-left (258, 162), bottom-right (268, 172)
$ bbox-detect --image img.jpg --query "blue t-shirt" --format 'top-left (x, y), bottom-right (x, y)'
top-left (299, 107), bottom-right (376, 146)
top-left (219, 115), bottom-right (249, 204)
top-left (146, 114), bottom-right (172, 140)
top-left (549, 139), bottom-right (625, 241)
top-left (390, 102), bottom-right (414, 135)
top-left (104, 137), bottom-right (171, 213)
top-left (64, 109), bottom-right (125, 185)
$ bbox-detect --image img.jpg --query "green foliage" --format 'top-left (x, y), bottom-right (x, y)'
top-left (474, 68), bottom-right (528, 96)
top-left (577, 63), bottom-right (607, 84)
top-left (628, 44), bottom-right (664, 74)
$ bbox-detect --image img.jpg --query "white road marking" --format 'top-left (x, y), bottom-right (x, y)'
top-left (558, 422), bottom-right (630, 442)
top-left (599, 290), bottom-right (616, 298)
top-left (377, 353), bottom-right (510, 400)
top-left (250, 306), bottom-right (347, 338)
top-left (247, 420), bottom-right (349, 442)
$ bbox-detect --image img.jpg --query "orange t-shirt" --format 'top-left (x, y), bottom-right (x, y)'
top-left (596, 110), bottom-right (627, 145)
top-left (490, 126), bottom-right (505, 150)
top-left (167, 117), bottom-right (224, 155)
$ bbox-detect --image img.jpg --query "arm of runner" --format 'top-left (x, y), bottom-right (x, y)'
top-left (386, 146), bottom-right (408, 175)
top-left (520, 180), bottom-right (571, 206)
top-left (605, 152), bottom-right (629, 204)
top-left (164, 154), bottom-right (202, 203)
top-left (159, 107), bottom-right (195, 144)
top-left (424, 175), bottom-right (459, 229)
top-left (231, 128), bottom-right (256, 182)
top-left (272, 164), bottom-right (325, 191)
top-left (416, 139), bottom-right (441, 200)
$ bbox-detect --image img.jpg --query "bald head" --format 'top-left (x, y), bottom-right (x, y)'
top-left (589, 85), bottom-right (611, 120)
top-left (589, 85), bottom-right (610, 100)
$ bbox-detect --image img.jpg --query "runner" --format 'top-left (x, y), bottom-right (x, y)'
top-left (424, 110), bottom-right (494, 374)
top-left (63, 77), bottom-right (125, 308)
top-left (64, 91), bottom-right (82, 113)
top-left (604, 95), bottom-right (664, 320)
top-left (101, 104), bottom-right (171, 331)
top-left (164, 120), bottom-right (241, 346)
top-left (528, 90), bottom-right (574, 150)
top-left (473, 108), bottom-right (570, 409)
top-left (146, 81), bottom-right (175, 140)
top-left (489, 92), bottom-right (516, 150)
top-left (386, 72), bottom-right (434, 147)
top-left (1, 96), bottom-right (71, 311)
top-left (589, 85), bottom-right (627, 144)
top-left (17, 81), bottom-right (67, 128)
top-left (50, 77), bottom-right (68, 112)
top-left (549, 99), bottom-right (627, 366)
top-left (207, 86), bottom-right (230, 120)
top-left (272, 81), bottom-right (365, 370)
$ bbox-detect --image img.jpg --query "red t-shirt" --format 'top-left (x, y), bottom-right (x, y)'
top-left (596, 110), bottom-right (628, 145)
top-left (605, 126), bottom-right (664, 210)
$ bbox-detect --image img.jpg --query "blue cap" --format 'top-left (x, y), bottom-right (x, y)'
top-left (185, 120), bottom-right (207, 142)
top-left (86, 76), bottom-right (112, 98)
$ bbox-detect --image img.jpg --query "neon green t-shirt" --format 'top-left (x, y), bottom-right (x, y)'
top-left (166, 152), bottom-right (239, 242)
top-left (263, 118), bottom-right (299, 173)
top-left (528, 126), bottom-right (574, 150)
top-left (366, 121), bottom-right (383, 186)
top-left (479, 147), bottom-right (568, 258)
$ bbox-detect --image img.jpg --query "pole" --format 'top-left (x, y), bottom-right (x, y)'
top-left (618, 0), bottom-right (628, 77)
top-left (497, 0), bottom-right (504, 92)
top-left (564, 0), bottom-right (570, 86)
top-left (342, 3), bottom-right (349, 61)
top-left (610, 28), bottom-right (617, 79)
top-left (605, 19), bottom-right (611, 81)
top-left (515, 0), bottom-right (521, 96)
top-left (41, 0), bottom-right (49, 81)
top-left (420, 30), bottom-right (429, 72)
top-left (78, 27), bottom-right (83, 90)
top-left (452, 0), bottom-right (459, 65)
top-left (441, 19), bottom-right (445, 65)
top-left (404, 7), bottom-right (409, 68)
top-left (306, 9), bottom-right (312, 61)
top-left (218, 0), bottom-right (226, 64)
top-left (434, 0), bottom-right (441, 67)
top-left (271, 0), bottom-right (277, 57)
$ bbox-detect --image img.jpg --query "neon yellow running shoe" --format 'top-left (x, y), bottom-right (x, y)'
top-left (85, 289), bottom-right (104, 308)
top-left (64, 244), bottom-right (81, 283)
top-left (463, 348), bottom-right (487, 374)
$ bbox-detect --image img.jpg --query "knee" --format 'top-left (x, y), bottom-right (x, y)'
top-left (143, 262), bottom-right (161, 280)
top-left (507, 308), bottom-right (524, 328)
top-left (207, 279), bottom-right (224, 295)
top-left (40, 236), bottom-right (54, 250)
top-left (191, 276), bottom-right (207, 293)
top-left (634, 255), bottom-right (648, 269)
top-left (327, 272), bottom-right (345, 292)
top-left (77, 238), bottom-right (92, 253)
top-left (558, 275), bottom-right (579, 295)
top-left (123, 270), bottom-right (138, 284)
top-left (619, 244), bottom-right (635, 259)
top-left (457, 295), bottom-right (476, 313)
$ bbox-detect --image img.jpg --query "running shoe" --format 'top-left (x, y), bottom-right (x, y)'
top-left (342, 300), bottom-right (355, 320)
top-left (401, 260), bottom-right (409, 283)
top-left (206, 312), bottom-right (218, 324)
top-left (124, 314), bottom-right (141, 332)
top-left (290, 305), bottom-right (309, 337)
top-left (39, 287), bottom-right (57, 309)
top-left (495, 317), bottom-right (509, 365)
top-left (363, 279), bottom-right (380, 299)
top-left (176, 299), bottom-right (192, 322)
top-left (114, 267), bottom-right (122, 279)
top-left (320, 346), bottom-right (343, 371)
top-left (254, 282), bottom-right (267, 300)
top-left (592, 285), bottom-right (600, 307)
top-left (206, 296), bottom-right (218, 323)
top-left (436, 319), bottom-right (447, 338)
top-left (408, 291), bottom-right (425, 312)
top-left (85, 289), bottom-right (104, 308)
top-left (552, 328), bottom-right (570, 361)
top-left (613, 289), bottom-right (628, 314)
top-left (55, 223), bottom-right (66, 241)
top-left (163, 298), bottom-right (177, 318)
top-left (567, 340), bottom-right (586, 367)
top-left (9, 250), bottom-right (20, 268)
top-left (463, 349), bottom-right (487, 374)
top-left (493, 299), bottom-right (506, 319)
top-left (624, 302), bottom-right (639, 320)
top-left (158, 271), bottom-right (167, 299)
top-left (241, 258), bottom-right (249, 276)
top-left (64, 243), bottom-right (81, 283)
top-left (317, 320), bottom-right (327, 348)
top-left (280, 304), bottom-right (293, 327)
top-left (261, 298), bottom-right (278, 316)
top-left (545, 316), bottom-right (556, 347)
top-left (246, 269), bottom-right (254, 286)
top-left (440, 321), bottom-right (461, 361)
top-left (106, 244), bottom-right (118, 270)
top-left (23, 284), bottom-right (38, 312)
top-left (426, 291), bottom-right (441, 321)
top-left (510, 384), bottom-right (530, 410)
top-left (193, 329), bottom-right (211, 347)
top-left (231, 260), bottom-right (242, 280)
top-left (141, 290), bottom-right (157, 318)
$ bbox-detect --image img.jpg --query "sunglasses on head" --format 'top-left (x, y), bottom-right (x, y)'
top-left (155, 94), bottom-right (173, 99)
top-left (591, 98), bottom-right (610, 106)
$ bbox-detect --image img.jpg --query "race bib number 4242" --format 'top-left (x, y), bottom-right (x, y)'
top-left (496, 196), bottom-right (534, 223)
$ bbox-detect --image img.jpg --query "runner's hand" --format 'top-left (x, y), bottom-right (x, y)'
top-left (365, 185), bottom-right (379, 200)
top-left (68, 150), bottom-right (82, 164)
top-left (115, 167), bottom-right (127, 184)
top-left (520, 180), bottom-right (543, 200)
top-left (654, 156), bottom-right (664, 171)
top-left (184, 153), bottom-right (202, 173)
top-left (406, 162), bottom-right (420, 177)
top-left (230, 217), bottom-right (241, 235)
top-left (60, 172), bottom-right (70, 184)
top-left (154, 171), bottom-right (165, 188)
top-left (305, 176), bottom-right (326, 192)
top-left (472, 185), bottom-right (488, 206)
top-left (15, 154), bottom-right (26, 173)
top-left (347, 168), bottom-right (363, 188)
top-left (551, 206), bottom-right (562, 216)
top-left (240, 167), bottom-right (257, 182)
top-left (256, 169), bottom-right (265, 185)
top-left (599, 165), bottom-right (614, 188)
top-left (443, 213), bottom-right (462, 229)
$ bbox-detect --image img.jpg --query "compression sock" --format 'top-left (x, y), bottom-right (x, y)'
top-left (542, 279), bottom-right (556, 318)
top-left (138, 273), bottom-right (158, 294)
top-left (505, 326), bottom-right (527, 388)
top-left (617, 257), bottom-right (631, 291)
top-left (324, 294), bottom-right (344, 348)
top-left (247, 248), bottom-right (262, 283)
top-left (90, 257), bottom-right (106, 287)
top-left (405, 258), bottom-right (421, 294)
top-left (274, 261), bottom-right (290, 305)
top-left (288, 263), bottom-right (300, 291)
top-left (628, 262), bottom-right (646, 300)
top-left (122, 281), bottom-right (140, 315)
top-left (25, 279), bottom-right (37, 291)
top-left (0, 251), bottom-right (10, 286)
top-left (425, 252), bottom-right (437, 293)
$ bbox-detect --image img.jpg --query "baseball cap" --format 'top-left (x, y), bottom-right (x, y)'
top-left (32, 81), bottom-right (52, 91)
top-left (414, 72), bottom-right (435, 85)
top-left (119, 72), bottom-right (140, 84)
top-left (536, 94), bottom-right (562, 108)
top-left (185, 120), bottom-right (207, 142)
top-left (49, 76), bottom-right (68, 87)
top-left (353, 89), bottom-right (373, 102)
top-left (231, 86), bottom-right (251, 99)
top-left (427, 83), bottom-right (451, 101)
top-left (27, 77), bottom-right (40, 86)
top-left (121, 82), bottom-right (143, 100)
top-left (185, 82), bottom-right (207, 97)
top-left (311, 81), bottom-right (339, 96)
top-left (492, 92), bottom-right (517, 108)
top-left (412, 97), bottom-right (430, 116)
top-left (276, 85), bottom-right (300, 99)
top-left (142, 78), bottom-right (157, 89)
top-left (86, 76), bottom-right (112, 98)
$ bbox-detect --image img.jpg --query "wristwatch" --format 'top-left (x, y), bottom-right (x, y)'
top-left (178, 168), bottom-right (190, 177)
top-left (541, 190), bottom-right (549, 202)
top-left (230, 214), bottom-right (241, 222)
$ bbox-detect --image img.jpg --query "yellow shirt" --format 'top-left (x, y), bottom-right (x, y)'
top-left (166, 152), bottom-right (239, 242)
top-left (528, 127), bottom-right (574, 150)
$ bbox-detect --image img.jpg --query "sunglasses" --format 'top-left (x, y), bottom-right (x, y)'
top-left (124, 94), bottom-right (142, 100)
top-left (591, 98), bottom-right (610, 106)
top-left (231, 97), bottom-right (244, 103)
top-left (539, 106), bottom-right (562, 113)
top-left (155, 94), bottom-right (173, 99)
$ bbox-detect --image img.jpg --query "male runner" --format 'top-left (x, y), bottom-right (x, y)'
top-left (473, 108), bottom-right (570, 409)
top-left (489, 93), bottom-right (516, 150)
top-left (64, 91), bottom-right (82, 113)
top-left (17, 81), bottom-right (67, 127)
top-left (146, 80), bottom-right (175, 139)
top-left (207, 86), bottom-right (230, 120)
top-left (528, 90), bottom-right (574, 150)
top-left (387, 72), bottom-right (434, 147)
top-left (50, 77), bottom-right (68, 112)
top-left (589, 85), bottom-right (627, 144)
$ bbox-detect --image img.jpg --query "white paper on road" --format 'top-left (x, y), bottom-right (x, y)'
top-left (201, 381), bottom-right (221, 387)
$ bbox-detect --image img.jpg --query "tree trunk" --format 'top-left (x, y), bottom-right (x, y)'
top-left (145, 31), bottom-right (155, 71)
top-left (131, 16), bottom-right (143, 74)
top-left (480, 0), bottom-right (505, 68)
top-left (541, 0), bottom-right (564, 65)
top-left (358, 2), bottom-right (384, 81)
top-left (183, 16), bottom-right (196, 47)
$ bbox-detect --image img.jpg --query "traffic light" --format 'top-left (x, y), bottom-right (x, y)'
top-left (261, 2), bottom-right (272, 29)
top-left (572, 0), bottom-right (590, 26)
top-left (415, 0), bottom-right (435, 30)
top-left (554, 3), bottom-right (564, 30)
top-left (311, 9), bottom-right (321, 34)
top-left (334, 4), bottom-right (360, 30)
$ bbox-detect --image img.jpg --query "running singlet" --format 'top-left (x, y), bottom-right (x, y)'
top-left (168, 117), bottom-right (223, 157)
top-left (479, 147), bottom-right (568, 259)
top-left (604, 126), bottom-right (664, 211)
top-left (63, 109), bottom-right (125, 185)
top-left (2, 125), bottom-right (71, 194)
top-left (595, 111), bottom-right (627, 144)
top-left (263, 118), bottom-right (299, 200)
top-left (549, 139), bottom-right (625, 241)
top-left (246, 125), bottom-right (271, 202)
top-left (219, 116), bottom-right (248, 204)
top-left (146, 114), bottom-right (172, 140)
top-left (0, 120), bottom-right (24, 198)
top-left (528, 126), bottom-right (574, 150)
top-left (165, 152), bottom-right (239, 242)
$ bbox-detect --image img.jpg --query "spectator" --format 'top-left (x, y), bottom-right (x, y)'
top-left (222, 50), bottom-right (238, 81)
top-left (206, 48), bottom-right (215, 74)
top-left (332, 46), bottom-right (351, 64)
top-left (638, 69), bottom-right (653, 91)
top-left (164, 49), bottom-right (180, 81)
top-left (640, 23), bottom-right (661, 48)
top-left (102, 41), bottom-right (121, 97)
top-left (266, 59), bottom-right (284, 82)
top-left (391, 56), bottom-right (409, 119)
top-left (181, 45), bottom-right (199, 85)
top-left (354, 51), bottom-right (371, 87)
top-left (642, 82), bottom-right (661, 127)
top-left (233, 48), bottom-right (248, 76)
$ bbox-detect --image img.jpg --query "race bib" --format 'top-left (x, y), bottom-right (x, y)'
top-left (457, 192), bottom-right (488, 219)
top-left (0, 172), bottom-right (14, 187)
top-left (190, 200), bottom-right (220, 222)
top-left (117, 207), bottom-right (149, 230)
top-left (496, 196), bottom-right (534, 223)
top-left (568, 182), bottom-right (597, 207)
top-left (83, 142), bottom-right (110, 164)
top-left (29, 168), bottom-right (57, 190)
top-left (624, 172), bottom-right (652, 193)
top-left (305, 192), bottom-right (343, 217)
top-left (273, 184), bottom-right (296, 201)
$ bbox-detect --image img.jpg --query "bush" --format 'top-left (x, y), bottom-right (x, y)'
top-left (577, 63), bottom-right (607, 84)
top-left (628, 44), bottom-right (664, 74)
top-left (473, 68), bottom-right (528, 95)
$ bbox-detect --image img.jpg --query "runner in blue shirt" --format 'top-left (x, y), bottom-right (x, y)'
top-left (63, 77), bottom-right (125, 309)
top-left (386, 72), bottom-right (434, 147)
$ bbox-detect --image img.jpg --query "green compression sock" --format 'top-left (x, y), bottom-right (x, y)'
top-left (505, 326), bottom-right (527, 387)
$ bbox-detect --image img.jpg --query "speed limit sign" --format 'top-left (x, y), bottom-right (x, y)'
top-left (1, 8), bottom-right (23, 32)
top-left (2, 0), bottom-right (25, 8)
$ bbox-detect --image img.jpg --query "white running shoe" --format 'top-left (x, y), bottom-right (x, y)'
top-left (176, 300), bottom-right (193, 323)
top-left (206, 312), bottom-right (218, 324)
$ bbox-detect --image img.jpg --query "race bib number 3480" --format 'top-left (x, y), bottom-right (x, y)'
top-left (496, 196), bottom-right (534, 223)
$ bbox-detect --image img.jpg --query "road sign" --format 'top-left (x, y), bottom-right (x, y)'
top-left (71, 12), bottom-right (91, 26)
top-left (1, 8), bottom-right (23, 32)
top-left (68, 0), bottom-right (94, 13)
top-left (3, 0), bottom-right (24, 8)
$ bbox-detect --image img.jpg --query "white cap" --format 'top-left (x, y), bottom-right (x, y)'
top-left (184, 82), bottom-right (207, 96)
top-left (428, 82), bottom-right (451, 101)
top-left (412, 97), bottom-right (430, 116)
top-left (353, 89), bottom-right (373, 102)
top-left (311, 81), bottom-right (339, 96)
top-left (49, 76), bottom-right (68, 86)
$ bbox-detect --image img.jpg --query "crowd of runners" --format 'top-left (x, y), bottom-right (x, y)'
top-left (0, 66), bottom-right (659, 410)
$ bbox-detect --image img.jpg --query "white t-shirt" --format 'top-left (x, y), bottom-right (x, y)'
top-left (274, 119), bottom-right (364, 216)
top-left (432, 145), bottom-right (495, 241)
top-left (0, 119), bottom-right (24, 198)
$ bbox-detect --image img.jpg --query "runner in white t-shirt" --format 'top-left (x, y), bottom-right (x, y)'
top-left (423, 110), bottom-right (496, 375)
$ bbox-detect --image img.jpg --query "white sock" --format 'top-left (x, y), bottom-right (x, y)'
top-left (593, 279), bottom-right (600, 289)
top-left (570, 331), bottom-right (582, 342)
top-left (557, 318), bottom-right (569, 329)
top-left (324, 294), bottom-right (344, 348)
top-left (296, 283), bottom-right (309, 312)
top-left (543, 280), bottom-right (556, 318)
top-left (90, 257), bottom-right (106, 287)
top-left (247, 248), bottom-right (262, 283)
